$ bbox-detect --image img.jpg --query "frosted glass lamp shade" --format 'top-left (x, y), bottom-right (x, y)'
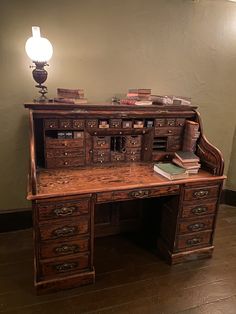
top-left (25, 26), bottom-right (53, 62)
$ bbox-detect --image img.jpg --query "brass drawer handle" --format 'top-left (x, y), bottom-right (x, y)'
top-left (192, 206), bottom-right (207, 215)
top-left (186, 237), bottom-right (201, 246)
top-left (54, 244), bottom-right (79, 255)
top-left (53, 226), bottom-right (76, 238)
top-left (194, 190), bottom-right (209, 198)
top-left (54, 206), bottom-right (76, 217)
top-left (188, 223), bottom-right (205, 232)
top-left (130, 190), bottom-right (150, 199)
top-left (55, 262), bottom-right (78, 272)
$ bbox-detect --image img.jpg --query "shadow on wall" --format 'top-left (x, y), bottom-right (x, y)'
top-left (227, 125), bottom-right (236, 192)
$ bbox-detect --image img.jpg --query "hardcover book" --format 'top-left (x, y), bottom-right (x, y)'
top-left (153, 163), bottom-right (189, 180)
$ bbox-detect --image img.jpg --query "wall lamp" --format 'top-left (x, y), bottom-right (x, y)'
top-left (25, 26), bottom-right (53, 102)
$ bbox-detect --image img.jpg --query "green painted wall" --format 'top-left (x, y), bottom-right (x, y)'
top-left (0, 0), bottom-right (236, 211)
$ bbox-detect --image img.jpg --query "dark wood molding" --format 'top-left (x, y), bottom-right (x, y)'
top-left (0, 209), bottom-right (32, 233)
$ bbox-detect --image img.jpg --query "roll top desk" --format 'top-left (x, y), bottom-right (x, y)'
top-left (24, 102), bottom-right (225, 293)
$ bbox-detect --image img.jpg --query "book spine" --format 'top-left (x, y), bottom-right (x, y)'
top-left (182, 120), bottom-right (200, 152)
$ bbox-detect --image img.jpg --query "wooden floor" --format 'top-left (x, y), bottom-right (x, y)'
top-left (1, 204), bottom-right (236, 314)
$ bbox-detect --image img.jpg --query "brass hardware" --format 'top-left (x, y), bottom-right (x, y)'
top-left (53, 226), bottom-right (76, 238)
top-left (54, 206), bottom-right (75, 217)
top-left (64, 152), bottom-right (68, 156)
top-left (54, 244), bottom-right (79, 255)
top-left (168, 130), bottom-right (172, 133)
top-left (55, 262), bottom-right (78, 272)
top-left (130, 190), bottom-right (150, 198)
top-left (64, 161), bottom-right (68, 165)
top-left (186, 238), bottom-right (201, 246)
top-left (192, 206), bottom-right (207, 215)
top-left (188, 223), bottom-right (205, 231)
top-left (194, 190), bottom-right (209, 198)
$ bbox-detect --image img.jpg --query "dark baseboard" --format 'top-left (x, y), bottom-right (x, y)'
top-left (0, 209), bottom-right (32, 233)
top-left (221, 189), bottom-right (236, 207)
top-left (0, 189), bottom-right (235, 233)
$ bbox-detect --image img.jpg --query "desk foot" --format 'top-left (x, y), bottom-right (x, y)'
top-left (157, 239), bottom-right (214, 265)
top-left (35, 268), bottom-right (95, 294)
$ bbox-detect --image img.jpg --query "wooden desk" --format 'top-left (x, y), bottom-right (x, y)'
top-left (25, 102), bottom-right (225, 293)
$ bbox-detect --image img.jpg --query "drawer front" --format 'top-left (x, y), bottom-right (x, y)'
top-left (111, 152), bottom-right (126, 162)
top-left (59, 119), bottom-right (72, 129)
top-left (125, 135), bottom-right (142, 148)
top-left (154, 127), bottom-right (183, 137)
top-left (39, 217), bottom-right (89, 241)
top-left (37, 199), bottom-right (90, 221)
top-left (45, 139), bottom-right (84, 149)
top-left (40, 237), bottom-right (90, 259)
top-left (40, 254), bottom-right (90, 277)
top-left (181, 201), bottom-right (217, 218)
top-left (155, 119), bottom-right (166, 127)
top-left (93, 150), bottom-right (110, 163)
top-left (46, 156), bottom-right (85, 168)
top-left (93, 136), bottom-right (110, 149)
top-left (176, 231), bottom-right (212, 250)
top-left (73, 119), bottom-right (84, 129)
top-left (46, 149), bottom-right (84, 158)
top-left (86, 119), bottom-right (98, 129)
top-left (178, 216), bottom-right (214, 234)
top-left (176, 118), bottom-right (185, 127)
top-left (166, 119), bottom-right (175, 127)
top-left (113, 185), bottom-right (179, 201)
top-left (126, 154), bottom-right (141, 162)
top-left (44, 119), bottom-right (58, 130)
top-left (184, 185), bottom-right (219, 201)
top-left (110, 119), bottom-right (122, 128)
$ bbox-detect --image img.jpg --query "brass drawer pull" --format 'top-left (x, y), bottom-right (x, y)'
top-left (130, 190), bottom-right (150, 199)
top-left (53, 226), bottom-right (76, 238)
top-left (194, 190), bottom-right (209, 198)
top-left (186, 237), bottom-right (201, 246)
top-left (188, 223), bottom-right (205, 232)
top-left (54, 244), bottom-right (79, 255)
top-left (192, 206), bottom-right (207, 215)
top-left (55, 262), bottom-right (78, 272)
top-left (54, 206), bottom-right (76, 217)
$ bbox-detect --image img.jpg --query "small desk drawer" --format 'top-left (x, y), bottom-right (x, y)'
top-left (184, 185), bottom-right (219, 201)
top-left (73, 119), bottom-right (85, 129)
top-left (181, 201), bottom-right (217, 218)
top-left (39, 216), bottom-right (89, 241)
top-left (154, 127), bottom-right (183, 137)
top-left (125, 135), bottom-right (142, 148)
top-left (176, 231), bottom-right (212, 250)
top-left (44, 119), bottom-right (58, 129)
top-left (37, 199), bottom-right (90, 221)
top-left (40, 237), bottom-right (90, 259)
top-left (93, 136), bottom-right (110, 149)
top-left (113, 185), bottom-right (179, 201)
top-left (46, 156), bottom-right (85, 168)
top-left (40, 253), bottom-right (90, 277)
top-left (46, 149), bottom-right (84, 159)
top-left (59, 119), bottom-right (72, 129)
top-left (45, 138), bottom-right (84, 149)
top-left (178, 216), bottom-right (214, 234)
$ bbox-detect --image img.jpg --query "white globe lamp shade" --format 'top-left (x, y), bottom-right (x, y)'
top-left (25, 26), bottom-right (53, 62)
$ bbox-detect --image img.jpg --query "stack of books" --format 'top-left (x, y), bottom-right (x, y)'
top-left (120, 88), bottom-right (152, 105)
top-left (153, 162), bottom-right (189, 180)
top-left (150, 95), bottom-right (191, 106)
top-left (54, 88), bottom-right (88, 104)
top-left (172, 151), bottom-right (201, 174)
top-left (182, 120), bottom-right (200, 152)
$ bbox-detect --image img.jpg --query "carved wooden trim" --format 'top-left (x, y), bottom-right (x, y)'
top-left (195, 111), bottom-right (224, 176)
top-left (29, 110), bottom-right (37, 195)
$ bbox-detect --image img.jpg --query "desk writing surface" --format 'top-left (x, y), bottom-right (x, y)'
top-left (31, 163), bottom-right (225, 200)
